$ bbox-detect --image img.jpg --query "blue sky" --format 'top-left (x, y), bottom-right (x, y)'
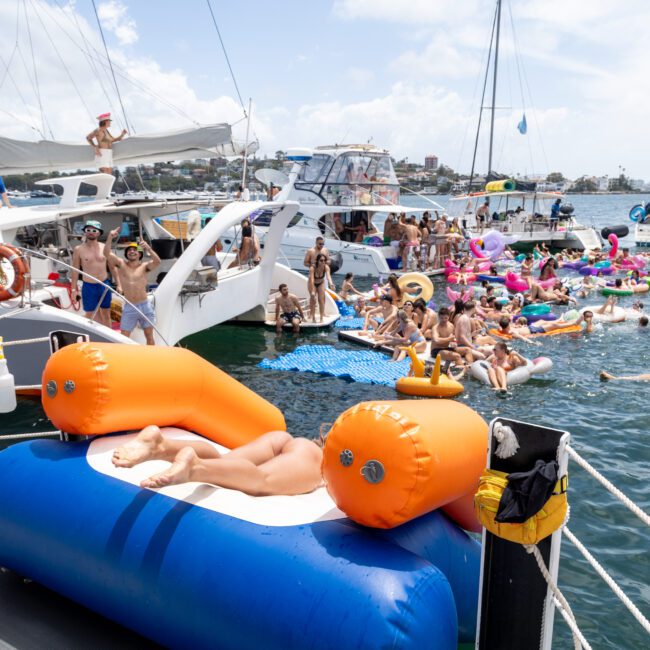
top-left (0, 1), bottom-right (647, 180)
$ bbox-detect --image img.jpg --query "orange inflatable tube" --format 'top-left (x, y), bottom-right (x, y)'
top-left (41, 343), bottom-right (285, 448)
top-left (322, 400), bottom-right (487, 530)
top-left (488, 325), bottom-right (582, 339)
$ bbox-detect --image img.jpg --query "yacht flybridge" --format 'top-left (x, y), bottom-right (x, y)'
top-left (262, 145), bottom-right (432, 276)
top-left (0, 173), bottom-right (335, 391)
top-left (448, 190), bottom-right (602, 251)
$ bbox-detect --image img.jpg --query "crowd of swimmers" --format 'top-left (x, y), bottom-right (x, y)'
top-left (344, 259), bottom-right (648, 389)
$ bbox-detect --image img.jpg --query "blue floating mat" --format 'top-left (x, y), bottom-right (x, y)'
top-left (259, 345), bottom-right (410, 386)
top-left (334, 317), bottom-right (367, 329)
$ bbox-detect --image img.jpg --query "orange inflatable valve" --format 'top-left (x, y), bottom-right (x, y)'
top-left (42, 342), bottom-right (285, 448)
top-left (322, 400), bottom-right (487, 530)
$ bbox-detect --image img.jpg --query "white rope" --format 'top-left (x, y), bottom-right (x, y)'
top-left (524, 544), bottom-right (590, 650)
top-left (0, 431), bottom-right (60, 441)
top-left (567, 445), bottom-right (650, 527)
top-left (2, 336), bottom-right (50, 347)
top-left (15, 384), bottom-right (41, 391)
top-left (563, 527), bottom-right (650, 635)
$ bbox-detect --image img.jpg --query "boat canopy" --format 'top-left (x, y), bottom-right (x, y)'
top-left (0, 123), bottom-right (257, 175)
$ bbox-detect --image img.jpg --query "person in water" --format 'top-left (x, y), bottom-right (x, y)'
top-left (112, 426), bottom-right (323, 496)
top-left (599, 371), bottom-right (650, 382)
top-left (485, 342), bottom-right (527, 391)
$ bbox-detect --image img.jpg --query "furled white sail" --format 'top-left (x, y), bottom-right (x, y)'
top-left (0, 123), bottom-right (258, 175)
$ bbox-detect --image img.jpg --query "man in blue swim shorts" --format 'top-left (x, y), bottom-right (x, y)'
top-left (71, 220), bottom-right (113, 326)
top-left (104, 227), bottom-right (160, 344)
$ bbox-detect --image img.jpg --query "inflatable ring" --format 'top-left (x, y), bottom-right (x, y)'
top-left (398, 272), bottom-right (434, 303)
top-left (0, 244), bottom-right (28, 301)
top-left (469, 357), bottom-right (553, 386)
top-left (601, 287), bottom-right (633, 297)
top-left (629, 204), bottom-right (645, 223)
top-left (504, 271), bottom-right (529, 293)
top-left (521, 304), bottom-right (551, 316)
top-left (608, 233), bottom-right (619, 260)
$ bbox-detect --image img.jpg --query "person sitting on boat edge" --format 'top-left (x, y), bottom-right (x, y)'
top-left (0, 175), bottom-right (13, 208)
top-left (104, 228), bottom-right (161, 344)
top-left (71, 220), bottom-right (114, 327)
top-left (112, 426), bottom-right (323, 496)
top-left (86, 112), bottom-right (127, 175)
top-left (274, 283), bottom-right (305, 334)
top-left (200, 217), bottom-right (223, 272)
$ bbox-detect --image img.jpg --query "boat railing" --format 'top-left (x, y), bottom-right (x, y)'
top-left (534, 443), bottom-right (649, 648)
top-left (6, 246), bottom-right (170, 346)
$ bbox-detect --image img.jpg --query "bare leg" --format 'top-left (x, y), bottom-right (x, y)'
top-left (143, 327), bottom-right (155, 345)
top-left (112, 425), bottom-right (221, 468)
top-left (487, 367), bottom-right (499, 388)
top-left (120, 329), bottom-right (133, 338)
top-left (317, 285), bottom-right (325, 323)
top-left (141, 435), bottom-right (323, 496)
top-left (99, 308), bottom-right (112, 327)
top-left (291, 317), bottom-right (300, 333)
top-left (495, 367), bottom-right (508, 390)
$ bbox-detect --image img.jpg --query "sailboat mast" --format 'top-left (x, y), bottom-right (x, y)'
top-left (487, 0), bottom-right (502, 174)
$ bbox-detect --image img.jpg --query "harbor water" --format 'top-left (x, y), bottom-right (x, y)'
top-left (2, 193), bottom-right (649, 648)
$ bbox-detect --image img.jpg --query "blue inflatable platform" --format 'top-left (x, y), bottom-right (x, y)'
top-left (259, 345), bottom-right (410, 386)
top-left (0, 433), bottom-right (480, 649)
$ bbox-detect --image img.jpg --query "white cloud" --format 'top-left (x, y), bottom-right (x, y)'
top-left (97, 1), bottom-right (138, 46)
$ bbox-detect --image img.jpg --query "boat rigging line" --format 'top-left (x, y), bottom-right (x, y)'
top-left (90, 0), bottom-right (133, 134)
top-left (206, 0), bottom-right (246, 116)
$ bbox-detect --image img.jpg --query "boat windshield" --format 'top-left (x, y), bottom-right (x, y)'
top-left (296, 154), bottom-right (333, 184)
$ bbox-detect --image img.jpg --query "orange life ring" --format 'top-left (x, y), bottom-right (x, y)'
top-left (0, 244), bottom-right (27, 301)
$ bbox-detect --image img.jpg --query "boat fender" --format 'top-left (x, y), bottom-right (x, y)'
top-left (41, 342), bottom-right (285, 447)
top-left (322, 400), bottom-right (487, 529)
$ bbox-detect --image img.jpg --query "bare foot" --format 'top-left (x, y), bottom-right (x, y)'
top-left (140, 447), bottom-right (197, 489)
top-left (112, 426), bottom-right (164, 468)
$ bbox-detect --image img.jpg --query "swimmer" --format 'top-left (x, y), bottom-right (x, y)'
top-left (339, 272), bottom-right (363, 301)
top-left (112, 426), bottom-right (323, 496)
top-left (599, 371), bottom-right (650, 382)
top-left (485, 342), bottom-right (527, 391)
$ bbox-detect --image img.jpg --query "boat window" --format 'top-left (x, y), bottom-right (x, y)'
top-left (296, 154), bottom-right (333, 183)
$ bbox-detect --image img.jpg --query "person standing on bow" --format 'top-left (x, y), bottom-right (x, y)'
top-left (86, 112), bottom-right (127, 174)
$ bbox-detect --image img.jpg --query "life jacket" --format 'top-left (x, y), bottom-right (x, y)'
top-left (474, 465), bottom-right (568, 545)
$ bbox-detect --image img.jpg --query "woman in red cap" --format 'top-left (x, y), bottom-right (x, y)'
top-left (86, 113), bottom-right (127, 174)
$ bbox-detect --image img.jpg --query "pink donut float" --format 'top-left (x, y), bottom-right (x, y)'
top-left (505, 271), bottom-right (529, 293)
top-left (446, 272), bottom-right (477, 284)
top-left (446, 286), bottom-right (474, 303)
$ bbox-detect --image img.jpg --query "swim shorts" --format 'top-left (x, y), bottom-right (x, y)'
top-left (81, 281), bottom-right (112, 312)
top-left (95, 148), bottom-right (113, 168)
top-left (280, 311), bottom-right (301, 322)
top-left (430, 348), bottom-right (450, 358)
top-left (528, 324), bottom-right (545, 334)
top-left (120, 299), bottom-right (156, 333)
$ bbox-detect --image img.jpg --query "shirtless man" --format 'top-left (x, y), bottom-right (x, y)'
top-left (86, 113), bottom-right (127, 174)
top-left (111, 425), bottom-right (322, 496)
top-left (104, 228), bottom-right (161, 344)
top-left (303, 236), bottom-right (330, 269)
top-left (476, 200), bottom-right (490, 231)
top-left (274, 283), bottom-right (305, 334)
top-left (71, 220), bottom-right (113, 327)
top-left (401, 218), bottom-right (421, 271)
top-left (506, 311), bottom-right (593, 338)
top-left (361, 295), bottom-right (397, 336)
top-left (431, 216), bottom-right (448, 268)
top-left (430, 307), bottom-right (464, 366)
top-left (454, 301), bottom-right (485, 363)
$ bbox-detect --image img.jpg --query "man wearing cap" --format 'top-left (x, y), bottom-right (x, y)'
top-left (86, 113), bottom-right (127, 174)
top-left (104, 228), bottom-right (160, 345)
top-left (71, 220), bottom-right (114, 326)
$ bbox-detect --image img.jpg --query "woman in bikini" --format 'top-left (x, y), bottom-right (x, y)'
top-left (308, 253), bottom-right (330, 322)
top-left (485, 342), bottom-right (527, 391)
top-left (86, 113), bottom-right (127, 174)
top-left (382, 308), bottom-right (427, 361)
